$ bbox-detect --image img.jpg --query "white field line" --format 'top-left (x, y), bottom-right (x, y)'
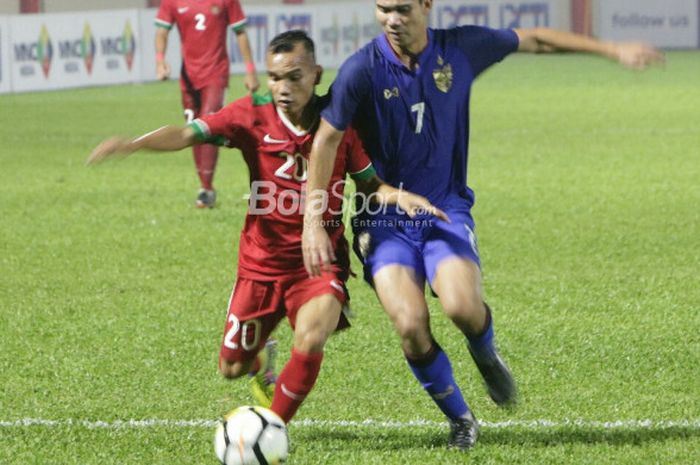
top-left (0, 418), bottom-right (698, 430)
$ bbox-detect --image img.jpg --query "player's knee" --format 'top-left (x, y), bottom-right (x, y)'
top-left (393, 313), bottom-right (430, 344)
top-left (443, 297), bottom-right (486, 335)
top-left (218, 359), bottom-right (250, 380)
top-left (441, 290), bottom-right (483, 321)
top-left (293, 325), bottom-right (331, 353)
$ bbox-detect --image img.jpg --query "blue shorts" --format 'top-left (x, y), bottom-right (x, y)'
top-left (352, 211), bottom-right (481, 287)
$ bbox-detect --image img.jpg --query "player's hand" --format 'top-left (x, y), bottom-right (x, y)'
top-left (86, 137), bottom-right (135, 165)
top-left (302, 221), bottom-right (336, 277)
top-left (397, 191), bottom-right (450, 222)
top-left (614, 42), bottom-right (665, 70)
top-left (156, 60), bottom-right (171, 80)
top-left (244, 73), bottom-right (260, 93)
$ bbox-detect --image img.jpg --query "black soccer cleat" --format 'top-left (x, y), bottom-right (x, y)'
top-left (195, 189), bottom-right (216, 209)
top-left (448, 411), bottom-right (479, 450)
top-left (469, 347), bottom-right (517, 407)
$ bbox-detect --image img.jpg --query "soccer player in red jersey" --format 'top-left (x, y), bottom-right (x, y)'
top-left (88, 31), bottom-right (445, 424)
top-left (155, 0), bottom-right (260, 208)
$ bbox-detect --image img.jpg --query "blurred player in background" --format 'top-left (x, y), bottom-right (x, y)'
top-left (155, 0), bottom-right (260, 208)
top-left (302, 0), bottom-right (664, 449)
top-left (88, 31), bottom-right (442, 424)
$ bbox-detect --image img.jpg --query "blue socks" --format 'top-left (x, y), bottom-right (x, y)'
top-left (406, 305), bottom-right (498, 420)
top-left (406, 342), bottom-right (470, 420)
top-left (467, 303), bottom-right (496, 358)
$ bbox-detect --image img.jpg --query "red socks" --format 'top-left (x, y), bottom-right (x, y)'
top-left (270, 349), bottom-right (323, 423)
top-left (193, 144), bottom-right (218, 190)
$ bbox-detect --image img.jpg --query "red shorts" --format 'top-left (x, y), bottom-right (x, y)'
top-left (219, 269), bottom-right (350, 363)
top-left (180, 83), bottom-right (226, 123)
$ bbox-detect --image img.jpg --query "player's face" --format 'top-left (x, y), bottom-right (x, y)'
top-left (375, 0), bottom-right (432, 53)
top-left (267, 44), bottom-right (321, 120)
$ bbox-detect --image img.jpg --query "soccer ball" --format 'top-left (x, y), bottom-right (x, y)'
top-left (214, 406), bottom-right (288, 465)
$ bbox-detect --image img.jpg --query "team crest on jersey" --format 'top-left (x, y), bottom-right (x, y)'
top-left (211, 5), bottom-right (220, 15)
top-left (433, 55), bottom-right (453, 93)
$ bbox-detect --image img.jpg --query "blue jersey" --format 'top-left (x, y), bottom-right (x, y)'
top-left (322, 26), bottom-right (518, 213)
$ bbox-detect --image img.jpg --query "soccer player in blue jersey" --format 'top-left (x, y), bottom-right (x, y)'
top-left (301, 0), bottom-right (663, 451)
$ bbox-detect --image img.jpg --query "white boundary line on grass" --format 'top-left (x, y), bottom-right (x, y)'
top-left (1, 418), bottom-right (698, 430)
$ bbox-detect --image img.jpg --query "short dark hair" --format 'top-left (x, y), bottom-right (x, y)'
top-left (268, 30), bottom-right (315, 60)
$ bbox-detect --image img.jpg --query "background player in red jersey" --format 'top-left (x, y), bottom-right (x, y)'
top-left (87, 31), bottom-right (445, 424)
top-left (155, 0), bottom-right (260, 208)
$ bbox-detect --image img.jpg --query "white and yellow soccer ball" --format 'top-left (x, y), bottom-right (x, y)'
top-left (214, 406), bottom-right (288, 465)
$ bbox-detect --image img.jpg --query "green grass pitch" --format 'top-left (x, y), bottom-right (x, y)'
top-left (1, 51), bottom-right (699, 464)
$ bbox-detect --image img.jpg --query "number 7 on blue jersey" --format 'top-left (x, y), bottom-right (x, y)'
top-left (411, 102), bottom-right (425, 134)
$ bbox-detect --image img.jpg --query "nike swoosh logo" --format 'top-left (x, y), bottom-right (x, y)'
top-left (263, 134), bottom-right (290, 144)
top-left (178, 7), bottom-right (189, 13)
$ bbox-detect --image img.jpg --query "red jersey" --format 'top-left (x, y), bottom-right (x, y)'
top-left (155, 0), bottom-right (247, 90)
top-left (190, 94), bottom-right (375, 279)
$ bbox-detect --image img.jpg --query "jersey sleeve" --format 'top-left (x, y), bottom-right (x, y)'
top-left (154, 0), bottom-right (174, 30)
top-left (189, 97), bottom-right (252, 147)
top-left (453, 26), bottom-right (519, 77)
top-left (228, 0), bottom-right (248, 31)
top-left (344, 127), bottom-right (375, 181)
top-left (320, 52), bottom-right (372, 131)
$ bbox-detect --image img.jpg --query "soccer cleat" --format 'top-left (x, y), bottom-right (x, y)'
top-left (448, 411), bottom-right (479, 450)
top-left (469, 347), bottom-right (517, 407)
top-left (249, 340), bottom-right (278, 408)
top-left (195, 188), bottom-right (216, 209)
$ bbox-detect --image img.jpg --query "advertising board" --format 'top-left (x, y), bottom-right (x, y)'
top-left (597, 0), bottom-right (698, 48)
top-left (10, 10), bottom-right (141, 92)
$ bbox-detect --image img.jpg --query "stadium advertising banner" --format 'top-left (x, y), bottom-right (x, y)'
top-left (429, 0), bottom-right (570, 30)
top-left (0, 16), bottom-right (10, 94)
top-left (231, 1), bottom-right (569, 71)
top-left (229, 4), bottom-right (381, 70)
top-left (597, 0), bottom-right (699, 48)
top-left (312, 5), bottom-right (381, 68)
top-left (9, 10), bottom-right (141, 92)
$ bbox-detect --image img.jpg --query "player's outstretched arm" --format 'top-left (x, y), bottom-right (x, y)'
top-left (155, 27), bottom-right (171, 80)
top-left (235, 29), bottom-right (260, 93)
top-left (302, 119), bottom-right (345, 277)
top-left (514, 28), bottom-right (664, 70)
top-left (86, 126), bottom-right (197, 165)
top-left (355, 176), bottom-right (450, 222)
